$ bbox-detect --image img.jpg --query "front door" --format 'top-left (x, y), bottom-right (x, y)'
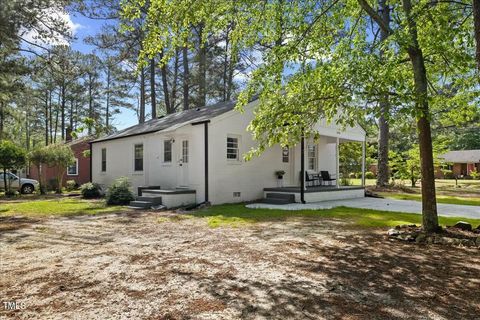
top-left (178, 140), bottom-right (189, 187)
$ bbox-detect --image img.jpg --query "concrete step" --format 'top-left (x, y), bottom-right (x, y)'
top-left (137, 196), bottom-right (162, 204)
top-left (261, 198), bottom-right (292, 205)
top-left (265, 193), bottom-right (295, 203)
top-left (129, 200), bottom-right (154, 208)
top-left (126, 206), bottom-right (144, 210)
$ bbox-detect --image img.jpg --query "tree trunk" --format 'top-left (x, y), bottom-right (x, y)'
top-left (3, 168), bottom-right (7, 194)
top-left (45, 91), bottom-right (49, 145)
top-left (182, 46), bottom-right (189, 110)
top-left (226, 49), bottom-right (236, 101)
top-left (198, 23), bottom-right (207, 107)
top-left (171, 49), bottom-right (179, 112)
top-left (25, 110), bottom-right (30, 150)
top-left (223, 27), bottom-right (230, 102)
top-left (88, 73), bottom-right (93, 134)
top-left (150, 58), bottom-right (157, 119)
top-left (402, 0), bottom-right (438, 232)
top-left (61, 82), bottom-right (66, 140)
top-left (74, 102), bottom-right (78, 130)
top-left (159, 51), bottom-right (172, 114)
top-left (474, 0), bottom-right (480, 70)
top-left (0, 102), bottom-right (4, 140)
top-left (139, 66), bottom-right (146, 123)
top-left (54, 92), bottom-right (60, 143)
top-left (49, 89), bottom-right (53, 144)
top-left (69, 99), bottom-right (74, 131)
top-left (376, 0), bottom-right (390, 187)
top-left (106, 66), bottom-right (111, 130)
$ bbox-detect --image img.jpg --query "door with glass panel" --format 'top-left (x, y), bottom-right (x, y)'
top-left (178, 140), bottom-right (189, 186)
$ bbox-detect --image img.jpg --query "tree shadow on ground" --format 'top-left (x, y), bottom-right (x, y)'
top-left (167, 227), bottom-right (479, 319)
top-left (0, 216), bottom-right (40, 233)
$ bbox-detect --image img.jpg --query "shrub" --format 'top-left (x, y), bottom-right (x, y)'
top-left (348, 172), bottom-right (356, 178)
top-left (355, 172), bottom-right (362, 179)
top-left (5, 189), bottom-right (16, 197)
top-left (66, 180), bottom-right (77, 191)
top-left (80, 182), bottom-right (102, 199)
top-left (470, 169), bottom-right (479, 180)
top-left (106, 177), bottom-right (134, 205)
top-left (365, 171), bottom-right (375, 179)
top-left (340, 177), bottom-right (352, 186)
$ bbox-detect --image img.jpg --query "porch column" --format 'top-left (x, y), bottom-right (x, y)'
top-left (361, 140), bottom-right (366, 187)
top-left (336, 137), bottom-right (340, 188)
top-left (300, 135), bottom-right (306, 203)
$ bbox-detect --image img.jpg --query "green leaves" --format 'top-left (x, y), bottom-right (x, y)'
top-left (0, 140), bottom-right (26, 171)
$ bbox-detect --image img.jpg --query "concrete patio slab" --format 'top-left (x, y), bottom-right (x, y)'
top-left (246, 197), bottom-right (480, 219)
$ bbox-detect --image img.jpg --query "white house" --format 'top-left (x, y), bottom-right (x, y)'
top-left (90, 99), bottom-right (367, 208)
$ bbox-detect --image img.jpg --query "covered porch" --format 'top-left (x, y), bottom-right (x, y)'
top-left (263, 132), bottom-right (367, 204)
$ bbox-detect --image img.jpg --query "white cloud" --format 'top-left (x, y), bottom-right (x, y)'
top-left (20, 8), bottom-right (83, 48)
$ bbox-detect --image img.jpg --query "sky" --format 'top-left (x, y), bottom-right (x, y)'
top-left (68, 12), bottom-right (139, 131)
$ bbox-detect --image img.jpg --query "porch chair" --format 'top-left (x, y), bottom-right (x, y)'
top-left (320, 171), bottom-right (336, 186)
top-left (305, 170), bottom-right (320, 187)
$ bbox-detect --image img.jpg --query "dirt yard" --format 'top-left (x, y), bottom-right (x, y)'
top-left (1, 210), bottom-right (479, 320)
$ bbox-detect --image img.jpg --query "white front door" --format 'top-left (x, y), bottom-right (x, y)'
top-left (178, 140), bottom-right (189, 187)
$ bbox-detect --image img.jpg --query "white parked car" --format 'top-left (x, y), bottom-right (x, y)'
top-left (0, 172), bottom-right (39, 194)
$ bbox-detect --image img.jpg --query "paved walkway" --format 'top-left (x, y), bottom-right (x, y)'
top-left (246, 197), bottom-right (480, 219)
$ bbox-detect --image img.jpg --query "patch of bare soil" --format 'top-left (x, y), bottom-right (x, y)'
top-left (1, 211), bottom-right (479, 319)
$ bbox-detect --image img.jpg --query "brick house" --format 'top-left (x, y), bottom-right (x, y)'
top-left (437, 150), bottom-right (480, 178)
top-left (28, 137), bottom-right (92, 188)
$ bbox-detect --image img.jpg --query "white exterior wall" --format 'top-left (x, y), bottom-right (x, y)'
top-left (91, 124), bottom-right (206, 203)
top-left (207, 103), bottom-right (365, 204)
top-left (91, 101), bottom-right (366, 205)
top-left (208, 106), bottom-right (287, 204)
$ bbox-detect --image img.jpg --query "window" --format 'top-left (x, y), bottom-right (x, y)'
top-left (67, 158), bottom-right (78, 175)
top-left (134, 144), bottom-right (143, 171)
top-left (182, 140), bottom-right (189, 163)
top-left (101, 148), bottom-right (107, 172)
top-left (164, 140), bottom-right (172, 163)
top-left (282, 147), bottom-right (289, 163)
top-left (307, 145), bottom-right (317, 170)
top-left (227, 136), bottom-right (239, 160)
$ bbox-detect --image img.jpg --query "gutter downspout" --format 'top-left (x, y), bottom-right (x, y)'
top-left (192, 120), bottom-right (210, 203)
top-left (300, 135), bottom-right (306, 204)
top-left (89, 142), bottom-right (92, 182)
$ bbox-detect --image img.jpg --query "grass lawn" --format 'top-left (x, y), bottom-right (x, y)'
top-left (349, 178), bottom-right (480, 190)
top-left (377, 192), bottom-right (480, 206)
top-left (193, 204), bottom-right (480, 229)
top-left (0, 198), bottom-right (127, 218)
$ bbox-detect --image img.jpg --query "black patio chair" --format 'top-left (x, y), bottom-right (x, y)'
top-left (320, 171), bottom-right (336, 186)
top-left (304, 170), bottom-right (320, 187)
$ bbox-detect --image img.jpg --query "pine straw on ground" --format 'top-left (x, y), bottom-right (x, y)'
top-left (1, 211), bottom-right (479, 320)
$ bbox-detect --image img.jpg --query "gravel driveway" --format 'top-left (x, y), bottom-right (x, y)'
top-left (1, 211), bottom-right (479, 320)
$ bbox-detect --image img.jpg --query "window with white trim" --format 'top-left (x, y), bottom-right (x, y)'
top-left (67, 158), bottom-right (78, 175)
top-left (227, 136), bottom-right (239, 160)
top-left (307, 145), bottom-right (317, 171)
top-left (164, 140), bottom-right (172, 163)
top-left (134, 144), bottom-right (143, 171)
top-left (101, 148), bottom-right (107, 172)
top-left (282, 147), bottom-right (289, 163)
top-left (182, 140), bottom-right (189, 163)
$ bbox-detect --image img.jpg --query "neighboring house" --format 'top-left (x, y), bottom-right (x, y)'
top-left (90, 99), bottom-right (366, 206)
top-left (438, 150), bottom-right (480, 178)
top-left (29, 136), bottom-right (92, 188)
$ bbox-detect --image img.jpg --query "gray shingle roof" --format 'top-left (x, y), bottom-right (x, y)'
top-left (92, 100), bottom-right (237, 143)
top-left (439, 150), bottom-right (480, 163)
